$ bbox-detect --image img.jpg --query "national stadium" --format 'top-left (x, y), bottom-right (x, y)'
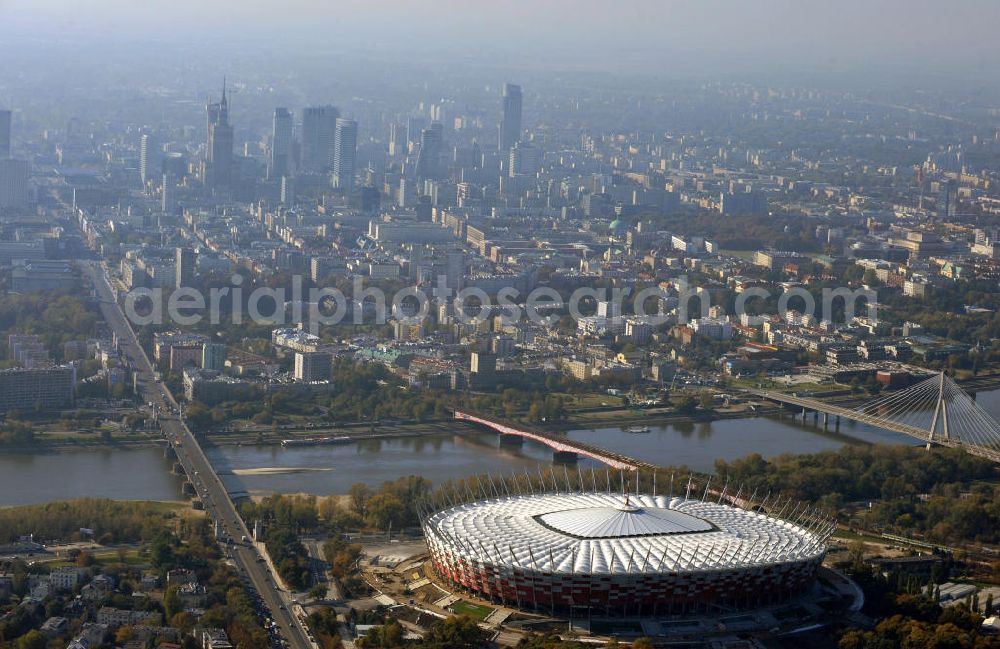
top-left (420, 485), bottom-right (835, 616)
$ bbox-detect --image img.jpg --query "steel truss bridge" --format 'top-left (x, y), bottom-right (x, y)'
top-left (453, 410), bottom-right (655, 471)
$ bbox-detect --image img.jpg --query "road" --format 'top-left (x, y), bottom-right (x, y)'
top-left (303, 539), bottom-right (343, 602)
top-left (303, 539), bottom-right (356, 649)
top-left (86, 261), bottom-right (315, 649)
top-left (744, 386), bottom-right (1000, 463)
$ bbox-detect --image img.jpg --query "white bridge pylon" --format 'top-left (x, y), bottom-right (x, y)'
top-left (856, 372), bottom-right (1000, 452)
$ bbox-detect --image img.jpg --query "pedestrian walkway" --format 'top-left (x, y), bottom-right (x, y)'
top-left (433, 594), bottom-right (461, 608)
top-left (407, 577), bottom-right (431, 591)
top-left (485, 608), bottom-right (513, 627)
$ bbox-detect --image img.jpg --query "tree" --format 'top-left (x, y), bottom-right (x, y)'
top-left (170, 611), bottom-right (194, 631)
top-left (16, 630), bottom-right (47, 649)
top-left (262, 529), bottom-right (311, 591)
top-left (847, 540), bottom-right (868, 573)
top-left (365, 493), bottom-right (405, 531)
top-left (862, 268), bottom-right (881, 287)
top-left (115, 626), bottom-right (134, 644)
top-left (673, 395), bottom-right (698, 415)
top-left (422, 615), bottom-right (490, 649)
top-left (164, 585), bottom-right (182, 619)
top-left (357, 620), bottom-right (404, 649)
top-left (185, 402), bottom-right (213, 431)
top-left (0, 419), bottom-right (35, 446)
top-left (323, 539), bottom-right (362, 580)
top-left (150, 533), bottom-right (176, 568)
top-left (837, 629), bottom-right (866, 649)
top-left (307, 608), bottom-right (343, 649)
top-left (349, 483), bottom-right (371, 516)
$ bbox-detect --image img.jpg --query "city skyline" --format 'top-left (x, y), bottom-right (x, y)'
top-left (3, 4), bottom-right (1000, 648)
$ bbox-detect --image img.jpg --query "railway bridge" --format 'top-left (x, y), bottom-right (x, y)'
top-left (453, 410), bottom-right (655, 470)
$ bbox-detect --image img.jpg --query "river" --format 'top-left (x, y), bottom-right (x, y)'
top-left (205, 430), bottom-right (558, 497)
top-left (0, 397), bottom-right (958, 505)
top-left (0, 447), bottom-right (183, 507)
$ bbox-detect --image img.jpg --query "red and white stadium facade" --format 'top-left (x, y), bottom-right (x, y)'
top-left (421, 490), bottom-right (834, 615)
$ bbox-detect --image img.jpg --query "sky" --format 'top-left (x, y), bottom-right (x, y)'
top-left (1, 0), bottom-right (999, 81)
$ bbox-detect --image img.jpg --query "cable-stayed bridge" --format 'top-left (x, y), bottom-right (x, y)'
top-left (745, 373), bottom-right (1000, 463)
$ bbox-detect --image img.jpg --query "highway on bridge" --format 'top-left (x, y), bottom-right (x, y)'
top-left (744, 386), bottom-right (1000, 463)
top-left (87, 261), bottom-right (315, 649)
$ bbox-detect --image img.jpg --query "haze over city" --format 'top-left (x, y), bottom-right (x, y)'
top-left (3, 2), bottom-right (1000, 648)
top-left (3, 0), bottom-right (1000, 78)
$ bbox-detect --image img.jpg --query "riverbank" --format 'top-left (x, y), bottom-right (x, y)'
top-left (0, 422), bottom-right (454, 453)
top-left (0, 438), bottom-right (169, 454)
top-left (10, 371), bottom-right (1000, 454)
top-left (0, 402), bottom-right (874, 454)
top-left (553, 402), bottom-right (786, 430)
top-left (0, 498), bottom-right (191, 511)
top-left (197, 380), bottom-right (1000, 443)
top-left (1, 406), bottom-right (921, 506)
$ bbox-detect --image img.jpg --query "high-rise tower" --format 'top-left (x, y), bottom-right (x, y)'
top-left (139, 132), bottom-right (159, 186)
top-left (175, 247), bottom-right (195, 289)
top-left (161, 174), bottom-right (177, 213)
top-left (0, 109), bottom-right (10, 159)
top-left (498, 83), bottom-right (522, 152)
top-left (406, 116), bottom-right (425, 153)
top-left (415, 122), bottom-right (444, 181)
top-left (332, 117), bottom-right (357, 191)
top-left (204, 80), bottom-right (234, 189)
top-left (0, 109), bottom-right (27, 208)
top-left (509, 141), bottom-right (541, 177)
top-left (938, 179), bottom-right (958, 220)
top-left (300, 106), bottom-right (339, 173)
top-left (388, 123), bottom-right (404, 158)
top-left (269, 107), bottom-right (293, 180)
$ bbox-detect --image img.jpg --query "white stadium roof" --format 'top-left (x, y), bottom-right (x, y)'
top-left (537, 500), bottom-right (714, 538)
top-left (424, 492), bottom-right (830, 575)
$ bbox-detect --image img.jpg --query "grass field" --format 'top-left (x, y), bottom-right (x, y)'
top-left (45, 549), bottom-right (147, 568)
top-left (451, 600), bottom-right (494, 620)
top-left (720, 249), bottom-right (756, 261)
top-left (561, 392), bottom-right (625, 410)
top-left (831, 528), bottom-right (885, 544)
